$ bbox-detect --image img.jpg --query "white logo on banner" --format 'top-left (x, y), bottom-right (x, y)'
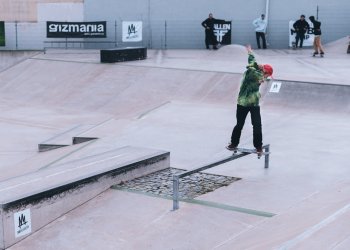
top-left (289, 20), bottom-right (314, 47)
top-left (123, 21), bottom-right (142, 42)
top-left (270, 81), bottom-right (282, 93)
top-left (213, 23), bottom-right (230, 42)
top-left (14, 209), bottom-right (32, 238)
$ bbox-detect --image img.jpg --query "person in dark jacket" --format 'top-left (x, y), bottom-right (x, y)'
top-left (201, 13), bottom-right (219, 50)
top-left (309, 16), bottom-right (325, 56)
top-left (293, 15), bottom-right (310, 48)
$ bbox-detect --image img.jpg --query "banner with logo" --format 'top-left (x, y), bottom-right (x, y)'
top-left (47, 21), bottom-right (107, 38)
top-left (0, 21), bottom-right (5, 46)
top-left (289, 20), bottom-right (314, 47)
top-left (213, 21), bottom-right (231, 45)
top-left (122, 21), bottom-right (142, 42)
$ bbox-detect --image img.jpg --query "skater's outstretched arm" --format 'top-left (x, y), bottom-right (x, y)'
top-left (246, 44), bottom-right (257, 66)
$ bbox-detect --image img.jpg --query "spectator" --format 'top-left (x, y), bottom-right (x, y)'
top-left (201, 13), bottom-right (219, 50)
top-left (253, 14), bottom-right (267, 49)
top-left (293, 15), bottom-right (310, 48)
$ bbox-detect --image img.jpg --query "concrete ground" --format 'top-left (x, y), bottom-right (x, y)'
top-left (1, 38), bottom-right (350, 249)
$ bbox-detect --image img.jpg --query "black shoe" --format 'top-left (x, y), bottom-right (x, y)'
top-left (213, 46), bottom-right (218, 50)
top-left (226, 143), bottom-right (237, 151)
top-left (313, 52), bottom-right (319, 57)
top-left (256, 147), bottom-right (263, 157)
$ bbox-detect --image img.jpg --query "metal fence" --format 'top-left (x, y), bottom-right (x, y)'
top-left (0, 19), bottom-right (346, 51)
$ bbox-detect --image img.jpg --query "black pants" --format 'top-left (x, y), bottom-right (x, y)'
top-left (255, 32), bottom-right (266, 49)
top-left (205, 30), bottom-right (218, 48)
top-left (295, 33), bottom-right (305, 48)
top-left (230, 105), bottom-right (262, 149)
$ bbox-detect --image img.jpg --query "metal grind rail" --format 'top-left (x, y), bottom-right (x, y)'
top-left (172, 144), bottom-right (270, 210)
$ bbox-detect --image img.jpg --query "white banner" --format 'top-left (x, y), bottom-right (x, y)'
top-left (14, 209), bottom-right (32, 238)
top-left (122, 21), bottom-right (142, 42)
top-left (289, 20), bottom-right (314, 47)
top-left (270, 81), bottom-right (282, 93)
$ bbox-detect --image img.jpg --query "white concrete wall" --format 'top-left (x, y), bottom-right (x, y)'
top-left (37, 3), bottom-right (84, 22)
top-left (1, 0), bottom-right (350, 49)
top-left (84, 0), bottom-right (350, 49)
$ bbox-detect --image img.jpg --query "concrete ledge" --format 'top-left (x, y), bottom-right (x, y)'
top-left (0, 146), bottom-right (170, 249)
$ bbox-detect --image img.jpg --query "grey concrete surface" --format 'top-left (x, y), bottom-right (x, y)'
top-left (1, 146), bottom-right (169, 249)
top-left (1, 38), bottom-right (350, 249)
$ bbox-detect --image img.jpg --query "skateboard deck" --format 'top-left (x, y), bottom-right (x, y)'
top-left (233, 148), bottom-right (270, 159)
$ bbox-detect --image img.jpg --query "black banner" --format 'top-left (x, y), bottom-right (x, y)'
top-left (0, 21), bottom-right (5, 46)
top-left (213, 21), bottom-right (231, 45)
top-left (47, 21), bottom-right (107, 38)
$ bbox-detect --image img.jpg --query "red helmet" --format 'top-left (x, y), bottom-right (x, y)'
top-left (263, 64), bottom-right (273, 77)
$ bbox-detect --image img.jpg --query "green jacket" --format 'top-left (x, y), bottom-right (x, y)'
top-left (237, 53), bottom-right (264, 106)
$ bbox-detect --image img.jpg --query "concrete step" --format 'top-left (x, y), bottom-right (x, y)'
top-left (73, 118), bottom-right (131, 141)
top-left (0, 140), bottom-right (97, 183)
top-left (0, 146), bottom-right (170, 249)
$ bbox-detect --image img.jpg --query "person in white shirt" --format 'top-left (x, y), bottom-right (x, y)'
top-left (253, 14), bottom-right (267, 49)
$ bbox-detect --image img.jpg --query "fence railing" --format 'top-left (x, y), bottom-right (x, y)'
top-left (0, 19), bottom-right (345, 50)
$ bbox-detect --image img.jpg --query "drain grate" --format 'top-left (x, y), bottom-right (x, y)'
top-left (115, 168), bottom-right (240, 199)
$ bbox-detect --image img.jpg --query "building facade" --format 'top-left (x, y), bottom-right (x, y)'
top-left (1, 0), bottom-right (349, 50)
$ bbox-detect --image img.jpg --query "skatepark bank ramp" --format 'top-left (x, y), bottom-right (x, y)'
top-left (1, 45), bottom-right (350, 249)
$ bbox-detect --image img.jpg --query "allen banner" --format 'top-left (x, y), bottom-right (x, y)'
top-left (0, 21), bottom-right (5, 46)
top-left (213, 21), bottom-right (231, 45)
top-left (47, 21), bottom-right (107, 38)
top-left (122, 21), bottom-right (142, 42)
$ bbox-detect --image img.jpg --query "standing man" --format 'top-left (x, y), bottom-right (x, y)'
top-left (293, 15), bottom-right (310, 48)
top-left (201, 13), bottom-right (219, 50)
top-left (253, 14), bottom-right (267, 49)
top-left (226, 45), bottom-right (273, 156)
top-left (309, 16), bottom-right (325, 57)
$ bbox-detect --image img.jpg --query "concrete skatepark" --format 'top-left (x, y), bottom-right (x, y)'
top-left (1, 38), bottom-right (350, 249)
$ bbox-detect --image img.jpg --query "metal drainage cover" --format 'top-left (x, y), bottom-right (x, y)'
top-left (115, 168), bottom-right (241, 199)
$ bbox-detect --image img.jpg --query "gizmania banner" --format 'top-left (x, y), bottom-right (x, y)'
top-left (47, 21), bottom-right (107, 38)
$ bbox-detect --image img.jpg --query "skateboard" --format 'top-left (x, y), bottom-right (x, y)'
top-left (313, 53), bottom-right (324, 57)
top-left (233, 148), bottom-right (270, 159)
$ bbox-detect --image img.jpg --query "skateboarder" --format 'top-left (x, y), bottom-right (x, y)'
top-left (226, 45), bottom-right (273, 155)
top-left (309, 16), bottom-right (325, 57)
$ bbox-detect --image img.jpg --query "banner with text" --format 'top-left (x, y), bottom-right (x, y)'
top-left (122, 21), bottom-right (142, 42)
top-left (289, 20), bottom-right (314, 47)
top-left (0, 21), bottom-right (5, 46)
top-left (213, 21), bottom-right (231, 45)
top-left (47, 21), bottom-right (107, 38)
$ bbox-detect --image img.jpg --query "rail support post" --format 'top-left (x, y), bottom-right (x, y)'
top-left (264, 145), bottom-right (270, 168)
top-left (172, 175), bottom-right (180, 210)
